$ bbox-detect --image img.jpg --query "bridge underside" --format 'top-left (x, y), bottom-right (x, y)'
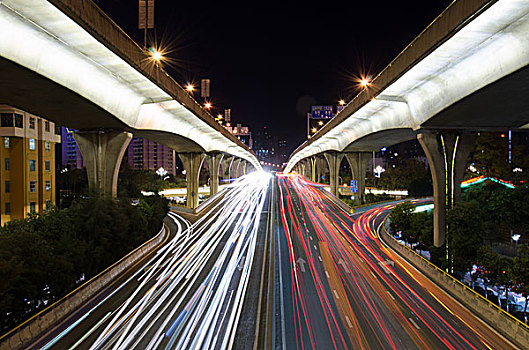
top-left (422, 64), bottom-right (529, 130)
top-left (0, 57), bottom-right (204, 152)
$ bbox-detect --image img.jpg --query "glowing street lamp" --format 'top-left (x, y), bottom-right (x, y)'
top-left (186, 84), bottom-right (195, 92)
top-left (311, 127), bottom-right (317, 133)
top-left (217, 114), bottom-right (223, 120)
top-left (360, 77), bottom-right (370, 88)
top-left (148, 47), bottom-right (163, 63)
top-left (512, 233), bottom-right (521, 256)
top-left (204, 102), bottom-right (212, 109)
top-left (318, 121), bottom-right (323, 126)
top-left (339, 99), bottom-right (346, 106)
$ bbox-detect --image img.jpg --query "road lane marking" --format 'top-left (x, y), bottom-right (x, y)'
top-left (387, 291), bottom-right (395, 300)
top-left (333, 290), bottom-right (340, 299)
top-left (370, 272), bottom-right (377, 279)
top-left (325, 271), bottom-right (330, 278)
top-left (313, 245), bottom-right (318, 251)
top-left (318, 255), bottom-right (322, 262)
top-left (409, 317), bottom-right (421, 330)
top-left (345, 316), bottom-right (353, 329)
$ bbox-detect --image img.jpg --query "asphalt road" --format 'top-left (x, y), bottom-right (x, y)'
top-left (27, 172), bottom-right (271, 350)
top-left (271, 173), bottom-right (515, 349)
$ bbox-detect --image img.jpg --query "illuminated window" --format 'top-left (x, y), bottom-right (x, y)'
top-left (4, 137), bottom-right (9, 149)
top-left (30, 181), bottom-right (36, 193)
top-left (29, 117), bottom-right (35, 129)
top-left (29, 160), bottom-right (35, 171)
top-left (29, 138), bottom-right (35, 150)
top-left (45, 160), bottom-right (50, 171)
top-left (45, 141), bottom-right (51, 151)
top-left (45, 180), bottom-right (51, 191)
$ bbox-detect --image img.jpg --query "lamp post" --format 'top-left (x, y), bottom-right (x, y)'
top-left (512, 233), bottom-right (521, 256)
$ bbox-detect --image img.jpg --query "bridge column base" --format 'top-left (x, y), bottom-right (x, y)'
top-left (418, 132), bottom-right (476, 247)
top-left (310, 157), bottom-right (316, 182)
top-left (178, 152), bottom-right (205, 209)
top-left (345, 152), bottom-right (371, 205)
top-left (207, 153), bottom-right (223, 196)
top-left (323, 152), bottom-right (343, 197)
top-left (73, 130), bottom-right (132, 199)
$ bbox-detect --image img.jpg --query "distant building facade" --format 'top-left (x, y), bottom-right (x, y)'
top-left (60, 127), bottom-right (84, 169)
top-left (0, 105), bottom-right (60, 225)
top-left (127, 137), bottom-right (177, 175)
top-left (227, 123), bottom-right (253, 149)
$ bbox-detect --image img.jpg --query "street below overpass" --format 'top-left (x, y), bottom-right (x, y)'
top-left (266, 173), bottom-right (514, 349)
top-left (25, 172), bottom-right (516, 349)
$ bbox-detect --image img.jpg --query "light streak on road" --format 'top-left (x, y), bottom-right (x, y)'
top-left (40, 171), bottom-right (270, 350)
top-left (273, 173), bottom-right (514, 349)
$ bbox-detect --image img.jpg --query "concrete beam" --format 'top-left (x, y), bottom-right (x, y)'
top-left (73, 130), bottom-right (132, 199)
top-left (418, 132), bottom-right (476, 247)
top-left (178, 152), bottom-right (205, 209)
top-left (323, 152), bottom-right (343, 197)
top-left (344, 152), bottom-right (372, 205)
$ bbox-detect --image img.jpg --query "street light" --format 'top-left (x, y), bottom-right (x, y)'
top-left (318, 121), bottom-right (323, 126)
top-left (204, 102), bottom-right (212, 109)
top-left (311, 127), bottom-right (317, 133)
top-left (186, 84), bottom-right (195, 92)
top-left (360, 77), bottom-right (370, 88)
top-left (338, 99), bottom-right (346, 106)
top-left (512, 233), bottom-right (521, 256)
top-left (148, 47), bottom-right (163, 63)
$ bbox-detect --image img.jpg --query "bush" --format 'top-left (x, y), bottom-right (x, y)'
top-left (0, 196), bottom-right (167, 332)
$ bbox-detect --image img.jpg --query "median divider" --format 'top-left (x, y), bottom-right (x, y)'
top-left (379, 217), bottom-right (529, 349)
top-left (0, 224), bottom-right (167, 350)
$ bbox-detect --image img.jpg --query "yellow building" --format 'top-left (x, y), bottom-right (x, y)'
top-left (0, 105), bottom-right (60, 225)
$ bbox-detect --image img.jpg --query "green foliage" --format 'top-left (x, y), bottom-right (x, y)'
top-left (389, 201), bottom-right (414, 239)
top-left (510, 244), bottom-right (529, 314)
top-left (0, 196), bottom-right (167, 332)
top-left (368, 159), bottom-right (432, 196)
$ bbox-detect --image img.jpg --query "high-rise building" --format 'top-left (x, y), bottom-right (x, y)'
top-left (60, 127), bottom-right (84, 170)
top-left (0, 105), bottom-right (61, 225)
top-left (127, 137), bottom-right (177, 175)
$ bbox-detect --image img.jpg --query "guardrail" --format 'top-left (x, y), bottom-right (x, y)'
top-left (380, 217), bottom-right (529, 349)
top-left (0, 224), bottom-right (167, 350)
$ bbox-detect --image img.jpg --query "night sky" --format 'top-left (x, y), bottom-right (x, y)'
top-left (93, 0), bottom-right (450, 154)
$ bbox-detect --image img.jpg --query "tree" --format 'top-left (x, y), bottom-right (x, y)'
top-left (510, 244), bottom-right (529, 323)
top-left (389, 201), bottom-right (415, 242)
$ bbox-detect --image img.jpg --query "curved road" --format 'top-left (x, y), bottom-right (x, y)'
top-left (271, 173), bottom-right (515, 349)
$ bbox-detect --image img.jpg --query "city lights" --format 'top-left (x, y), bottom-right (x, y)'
top-left (311, 127), bottom-right (317, 133)
top-left (339, 99), bottom-right (346, 106)
top-left (204, 102), bottom-right (212, 109)
top-left (360, 77), bottom-right (370, 88)
top-left (148, 47), bottom-right (163, 62)
top-left (185, 84), bottom-right (195, 92)
top-left (318, 121), bottom-right (323, 126)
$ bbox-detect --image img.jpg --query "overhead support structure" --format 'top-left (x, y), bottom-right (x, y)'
top-left (73, 130), bottom-right (132, 199)
top-left (178, 152), bottom-right (205, 209)
top-left (233, 158), bottom-right (242, 179)
top-left (222, 156), bottom-right (233, 183)
top-left (344, 152), bottom-right (372, 204)
top-left (309, 157), bottom-right (317, 182)
top-left (418, 132), bottom-right (476, 247)
top-left (323, 152), bottom-right (343, 197)
top-left (207, 152), bottom-right (223, 196)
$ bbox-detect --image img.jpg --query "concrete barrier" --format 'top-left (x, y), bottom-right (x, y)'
top-left (0, 224), bottom-right (167, 350)
top-left (379, 219), bottom-right (529, 349)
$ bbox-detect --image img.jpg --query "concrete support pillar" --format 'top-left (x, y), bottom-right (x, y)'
top-left (222, 156), bottom-right (233, 182)
top-left (418, 132), bottom-right (476, 247)
top-left (310, 157), bottom-right (316, 182)
top-left (207, 152), bottom-right (223, 196)
top-left (303, 159), bottom-right (311, 179)
top-left (316, 156), bottom-right (326, 183)
top-left (323, 152), bottom-right (343, 197)
top-left (233, 158), bottom-right (242, 178)
top-left (344, 152), bottom-right (371, 205)
top-left (73, 130), bottom-right (132, 199)
top-left (241, 161), bottom-right (247, 175)
top-left (178, 152), bottom-right (205, 209)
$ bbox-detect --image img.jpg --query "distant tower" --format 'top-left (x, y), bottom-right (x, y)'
top-left (138, 0), bottom-right (154, 48)
top-left (225, 108), bottom-right (231, 123)
top-left (201, 79), bottom-right (211, 99)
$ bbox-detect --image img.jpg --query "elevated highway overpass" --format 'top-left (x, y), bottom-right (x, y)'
top-left (0, 0), bottom-right (260, 208)
top-left (286, 0), bottom-right (529, 246)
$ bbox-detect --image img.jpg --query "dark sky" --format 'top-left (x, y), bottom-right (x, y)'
top-left (93, 0), bottom-right (450, 154)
